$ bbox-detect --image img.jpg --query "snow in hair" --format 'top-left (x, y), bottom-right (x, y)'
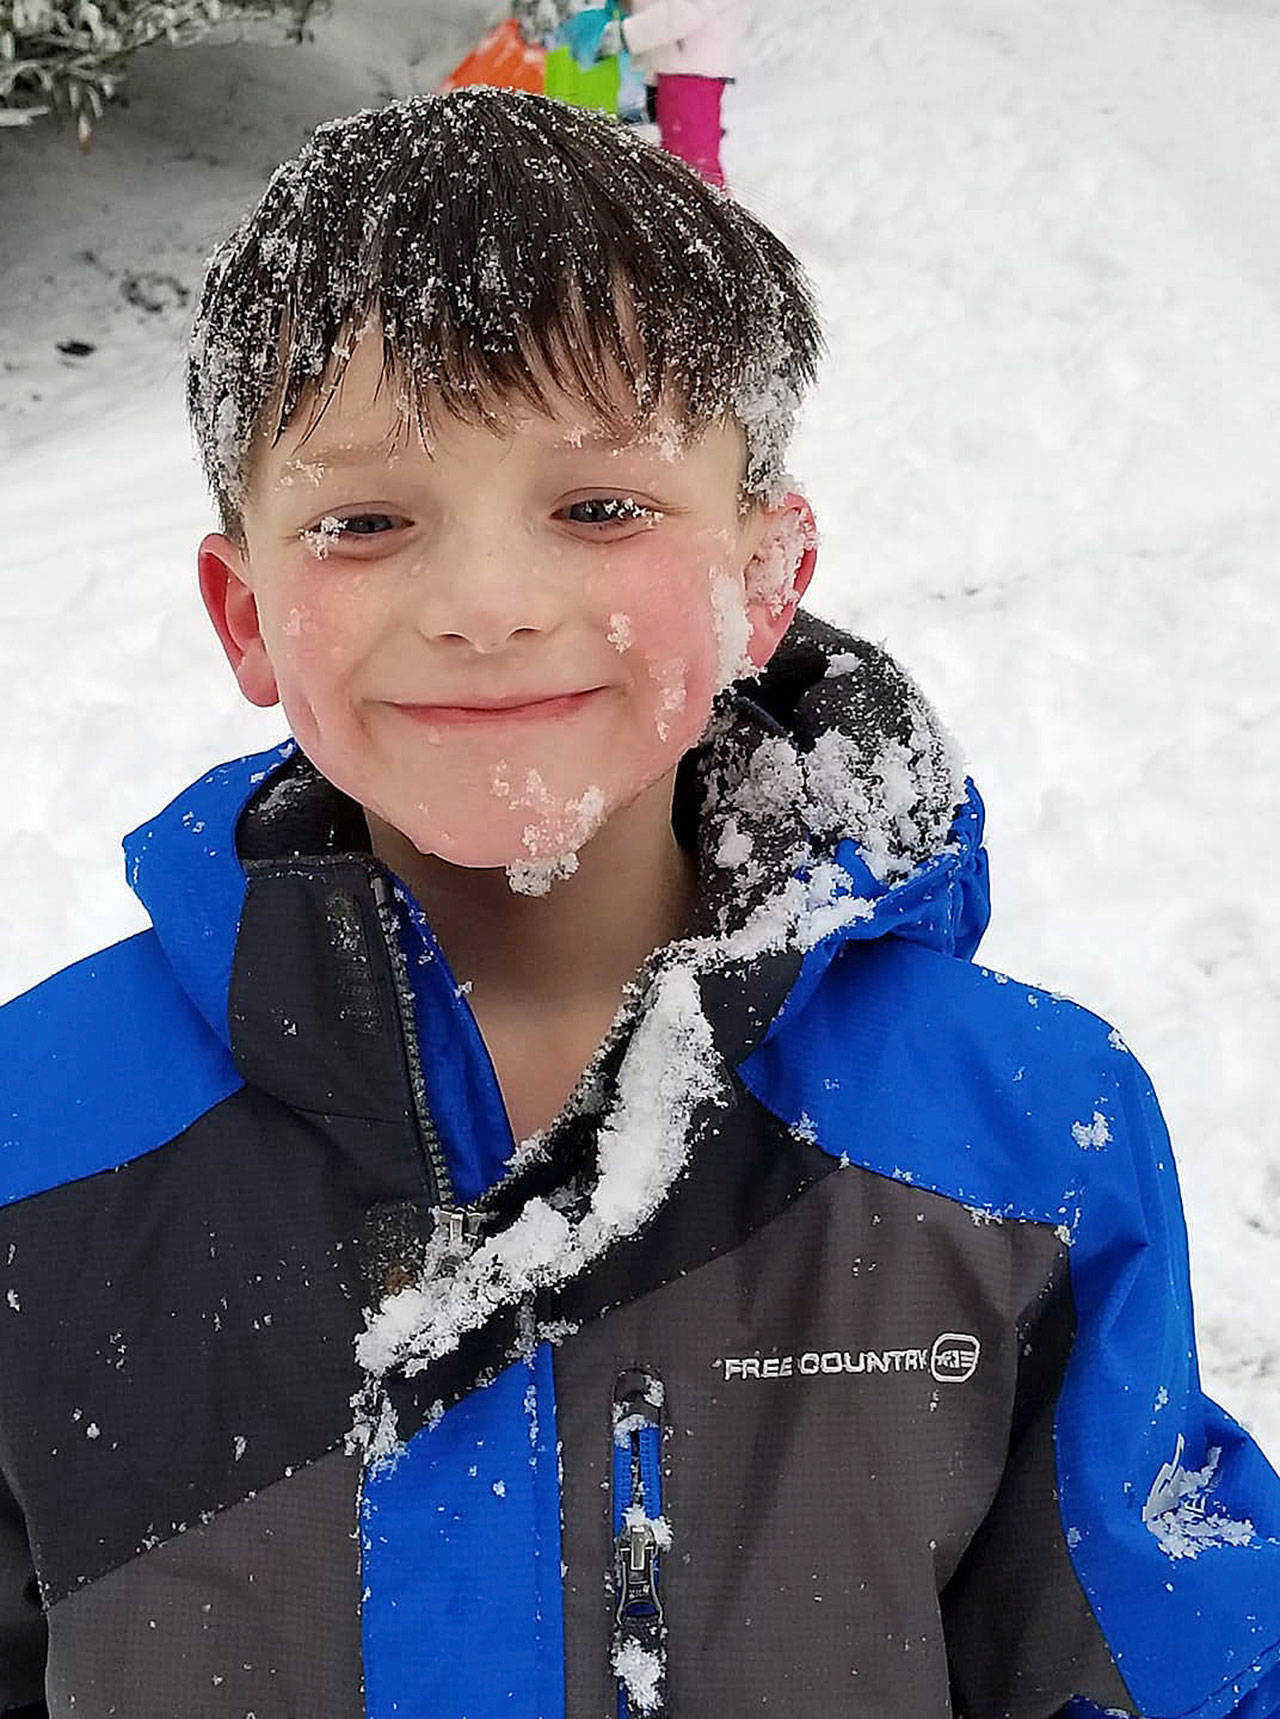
top-left (186, 87), bottom-right (823, 524)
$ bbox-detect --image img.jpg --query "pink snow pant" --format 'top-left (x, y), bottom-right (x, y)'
top-left (655, 74), bottom-right (728, 188)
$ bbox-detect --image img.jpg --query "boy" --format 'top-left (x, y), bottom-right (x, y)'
top-left (1, 88), bottom-right (1278, 1719)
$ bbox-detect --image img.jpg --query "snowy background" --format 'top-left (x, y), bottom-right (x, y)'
top-left (1, 0), bottom-right (1277, 1457)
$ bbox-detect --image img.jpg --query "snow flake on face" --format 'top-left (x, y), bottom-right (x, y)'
top-left (607, 612), bottom-right (634, 652)
top-left (709, 567), bottom-right (753, 691)
top-left (301, 514), bottom-right (344, 559)
top-left (646, 655), bottom-right (689, 745)
top-left (497, 772), bottom-right (607, 897)
top-left (1071, 1111), bottom-right (1112, 1151)
top-left (1142, 1434), bottom-right (1255, 1560)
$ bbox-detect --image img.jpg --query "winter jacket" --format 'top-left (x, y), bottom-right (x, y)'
top-left (1, 610), bottom-right (1279, 1719)
top-left (621, 0), bottom-right (747, 80)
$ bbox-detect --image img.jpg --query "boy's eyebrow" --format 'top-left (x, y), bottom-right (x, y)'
top-left (281, 444), bottom-right (402, 473)
top-left (548, 429), bottom-right (679, 455)
top-left (280, 431), bottom-right (664, 473)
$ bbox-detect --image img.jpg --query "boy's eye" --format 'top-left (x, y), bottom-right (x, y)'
top-left (301, 512), bottom-right (402, 554)
top-left (335, 513), bottom-right (399, 536)
top-left (563, 497), bottom-right (657, 529)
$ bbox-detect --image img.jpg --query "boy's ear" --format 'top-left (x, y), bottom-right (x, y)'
top-left (197, 533), bottom-right (281, 709)
top-left (742, 492), bottom-right (818, 673)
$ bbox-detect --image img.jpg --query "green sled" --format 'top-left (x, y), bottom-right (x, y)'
top-left (543, 45), bottom-right (620, 115)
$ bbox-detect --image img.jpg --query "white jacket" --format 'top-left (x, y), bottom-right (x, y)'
top-left (621, 0), bottom-right (747, 79)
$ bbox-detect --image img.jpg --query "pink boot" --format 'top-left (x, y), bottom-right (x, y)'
top-left (655, 74), bottom-right (728, 188)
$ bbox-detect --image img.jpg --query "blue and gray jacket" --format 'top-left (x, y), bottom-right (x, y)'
top-left (2, 610), bottom-right (1278, 1718)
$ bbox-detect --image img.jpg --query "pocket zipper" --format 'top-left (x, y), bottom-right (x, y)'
top-left (612, 1368), bottom-right (669, 1718)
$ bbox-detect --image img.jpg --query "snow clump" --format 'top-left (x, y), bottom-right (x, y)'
top-left (1143, 1434), bottom-right (1255, 1560)
top-left (745, 506), bottom-right (817, 617)
top-left (613, 1639), bottom-right (664, 1714)
top-left (1071, 1112), bottom-right (1112, 1151)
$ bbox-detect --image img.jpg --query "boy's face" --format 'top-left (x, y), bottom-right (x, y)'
top-left (199, 331), bottom-right (814, 872)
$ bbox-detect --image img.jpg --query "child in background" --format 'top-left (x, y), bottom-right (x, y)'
top-left (614, 0), bottom-right (748, 186)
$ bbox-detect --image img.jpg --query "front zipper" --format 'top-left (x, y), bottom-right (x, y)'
top-left (369, 868), bottom-right (456, 1212)
top-left (612, 1368), bottom-right (669, 1718)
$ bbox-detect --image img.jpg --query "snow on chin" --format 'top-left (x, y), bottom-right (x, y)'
top-left (484, 764), bottom-right (607, 897)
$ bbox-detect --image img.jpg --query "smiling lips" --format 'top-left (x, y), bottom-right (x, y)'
top-left (394, 688), bottom-right (603, 725)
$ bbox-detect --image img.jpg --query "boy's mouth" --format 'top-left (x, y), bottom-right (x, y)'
top-left (393, 688), bottom-right (604, 725)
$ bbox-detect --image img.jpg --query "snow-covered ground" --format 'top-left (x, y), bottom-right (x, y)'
top-left (1, 0), bottom-right (1277, 1457)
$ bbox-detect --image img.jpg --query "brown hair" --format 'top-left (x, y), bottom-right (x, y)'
top-left (187, 87), bottom-right (823, 535)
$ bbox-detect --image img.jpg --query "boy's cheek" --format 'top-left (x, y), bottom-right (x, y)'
top-left (613, 539), bottom-right (724, 636)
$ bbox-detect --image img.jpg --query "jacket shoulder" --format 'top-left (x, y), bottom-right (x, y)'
top-left (0, 930), bottom-right (241, 1208)
top-left (744, 935), bottom-right (1145, 1228)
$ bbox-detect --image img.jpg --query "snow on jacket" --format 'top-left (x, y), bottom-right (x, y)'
top-left (2, 609), bottom-right (1279, 1719)
top-left (621, 0), bottom-right (747, 79)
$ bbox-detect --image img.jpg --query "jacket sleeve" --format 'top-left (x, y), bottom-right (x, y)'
top-left (621, 0), bottom-right (740, 59)
top-left (943, 1043), bottom-right (1280, 1718)
top-left (0, 1461), bottom-right (46, 1716)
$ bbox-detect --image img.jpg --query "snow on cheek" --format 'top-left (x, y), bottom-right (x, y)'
top-left (607, 612), bottom-right (634, 652)
top-left (710, 567), bottom-right (754, 690)
top-left (645, 657), bottom-right (688, 744)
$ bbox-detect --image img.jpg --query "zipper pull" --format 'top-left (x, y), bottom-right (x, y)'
top-left (615, 1513), bottom-right (664, 1631)
top-left (431, 1205), bottom-right (483, 1275)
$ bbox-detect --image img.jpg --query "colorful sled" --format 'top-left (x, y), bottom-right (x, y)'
top-left (542, 44), bottom-right (620, 114)
top-left (439, 19), bottom-right (546, 96)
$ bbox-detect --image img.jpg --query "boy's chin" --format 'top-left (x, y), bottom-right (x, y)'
top-left (379, 809), bottom-right (608, 876)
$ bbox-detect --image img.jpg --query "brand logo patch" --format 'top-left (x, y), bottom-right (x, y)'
top-left (930, 1332), bottom-right (981, 1383)
top-left (714, 1333), bottom-right (981, 1386)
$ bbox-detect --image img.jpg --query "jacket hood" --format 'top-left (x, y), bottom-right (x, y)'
top-left (123, 608), bottom-right (990, 1060)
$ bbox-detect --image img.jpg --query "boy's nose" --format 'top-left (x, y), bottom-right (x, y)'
top-left (407, 538), bottom-right (563, 654)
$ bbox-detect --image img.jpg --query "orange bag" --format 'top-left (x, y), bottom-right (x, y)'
top-left (439, 19), bottom-right (546, 96)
